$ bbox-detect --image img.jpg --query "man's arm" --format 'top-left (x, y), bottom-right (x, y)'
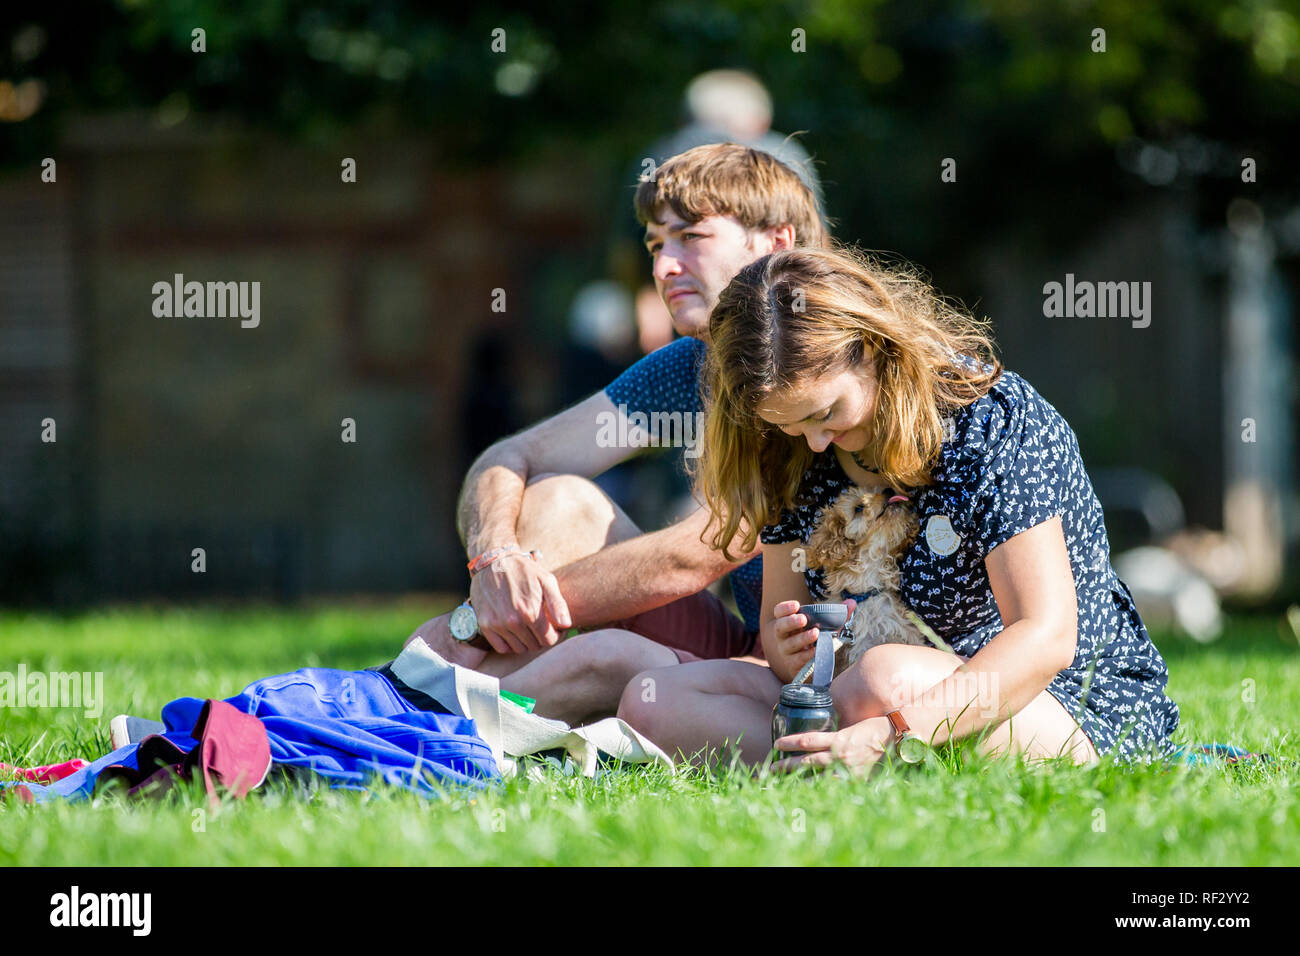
top-left (455, 389), bottom-right (662, 652)
top-left (550, 503), bottom-right (761, 628)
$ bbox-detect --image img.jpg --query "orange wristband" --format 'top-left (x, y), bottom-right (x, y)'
top-left (467, 546), bottom-right (541, 575)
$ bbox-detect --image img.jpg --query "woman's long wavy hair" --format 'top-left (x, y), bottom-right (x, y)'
top-left (692, 244), bottom-right (1004, 560)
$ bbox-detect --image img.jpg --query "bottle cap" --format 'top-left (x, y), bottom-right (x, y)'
top-left (799, 603), bottom-right (849, 631)
top-left (779, 683), bottom-right (833, 709)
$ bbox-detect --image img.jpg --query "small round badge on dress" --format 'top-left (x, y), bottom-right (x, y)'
top-left (925, 515), bottom-right (961, 556)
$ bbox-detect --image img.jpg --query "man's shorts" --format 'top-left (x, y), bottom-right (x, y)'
top-left (596, 588), bottom-right (763, 664)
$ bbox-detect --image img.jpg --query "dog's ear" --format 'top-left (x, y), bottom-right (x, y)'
top-left (806, 502), bottom-right (856, 571)
top-left (900, 509), bottom-right (920, 549)
top-left (886, 508), bottom-right (920, 556)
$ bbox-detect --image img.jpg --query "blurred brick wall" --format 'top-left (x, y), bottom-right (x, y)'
top-left (1, 114), bottom-right (599, 601)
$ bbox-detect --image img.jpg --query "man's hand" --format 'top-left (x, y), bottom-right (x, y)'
top-left (469, 553), bottom-right (573, 654)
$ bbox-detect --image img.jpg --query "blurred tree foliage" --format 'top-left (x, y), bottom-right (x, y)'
top-left (1, 1), bottom-right (1296, 602)
top-left (1, 0), bottom-right (1296, 254)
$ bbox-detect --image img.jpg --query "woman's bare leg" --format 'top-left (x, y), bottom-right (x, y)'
top-left (617, 660), bottom-right (783, 766)
top-left (617, 645), bottom-right (1099, 771)
top-left (832, 643), bottom-right (1100, 765)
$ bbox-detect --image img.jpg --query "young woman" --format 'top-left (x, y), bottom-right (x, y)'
top-left (616, 246), bottom-right (1180, 772)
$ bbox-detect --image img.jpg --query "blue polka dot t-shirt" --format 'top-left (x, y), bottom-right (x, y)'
top-left (604, 336), bottom-right (764, 634)
top-left (760, 369), bottom-right (1180, 762)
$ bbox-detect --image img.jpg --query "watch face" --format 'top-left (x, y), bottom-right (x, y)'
top-left (449, 604), bottom-right (478, 641)
top-left (898, 734), bottom-right (928, 765)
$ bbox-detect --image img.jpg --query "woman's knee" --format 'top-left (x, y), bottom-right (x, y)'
top-left (618, 660), bottom-right (780, 734)
top-left (617, 664), bottom-right (681, 732)
top-left (835, 644), bottom-right (966, 723)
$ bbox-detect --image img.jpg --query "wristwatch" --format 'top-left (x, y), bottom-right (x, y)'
top-left (886, 710), bottom-right (929, 765)
top-left (449, 600), bottom-right (479, 642)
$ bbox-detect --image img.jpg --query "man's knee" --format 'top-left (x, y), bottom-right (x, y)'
top-left (517, 473), bottom-right (640, 562)
top-left (522, 473), bottom-right (608, 517)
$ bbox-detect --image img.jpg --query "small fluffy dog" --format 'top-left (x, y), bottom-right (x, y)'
top-left (799, 485), bottom-right (930, 682)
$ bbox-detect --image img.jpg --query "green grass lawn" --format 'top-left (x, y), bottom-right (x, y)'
top-left (1, 599), bottom-right (1297, 865)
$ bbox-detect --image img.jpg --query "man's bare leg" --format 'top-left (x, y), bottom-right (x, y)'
top-left (497, 628), bottom-right (680, 725)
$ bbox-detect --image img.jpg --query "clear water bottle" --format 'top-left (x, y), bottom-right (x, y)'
top-left (771, 683), bottom-right (839, 757)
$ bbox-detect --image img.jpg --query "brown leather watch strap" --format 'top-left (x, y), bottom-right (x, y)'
top-left (885, 710), bottom-right (910, 743)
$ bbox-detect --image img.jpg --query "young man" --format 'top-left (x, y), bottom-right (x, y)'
top-left (405, 143), bottom-right (829, 724)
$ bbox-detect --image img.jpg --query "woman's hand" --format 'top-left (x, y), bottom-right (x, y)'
top-left (769, 600), bottom-right (817, 678)
top-left (772, 714), bottom-right (892, 775)
top-left (765, 598), bottom-right (857, 684)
